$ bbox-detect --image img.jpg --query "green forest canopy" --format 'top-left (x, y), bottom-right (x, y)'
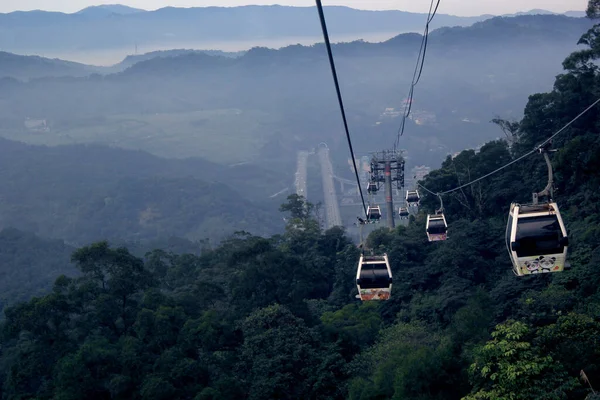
top-left (2, 5), bottom-right (600, 400)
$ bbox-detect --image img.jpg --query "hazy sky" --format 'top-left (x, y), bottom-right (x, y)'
top-left (0, 0), bottom-right (588, 16)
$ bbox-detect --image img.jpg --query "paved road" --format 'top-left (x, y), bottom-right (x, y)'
top-left (295, 151), bottom-right (309, 199)
top-left (317, 146), bottom-right (342, 229)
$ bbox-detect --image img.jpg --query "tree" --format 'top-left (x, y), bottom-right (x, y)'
top-left (279, 194), bottom-right (313, 221)
top-left (321, 303), bottom-right (382, 350)
top-left (71, 241), bottom-right (156, 335)
top-left (587, 0), bottom-right (600, 19)
top-left (239, 304), bottom-right (345, 400)
top-left (349, 320), bottom-right (456, 400)
top-left (465, 320), bottom-right (577, 400)
top-left (491, 117), bottom-right (520, 145)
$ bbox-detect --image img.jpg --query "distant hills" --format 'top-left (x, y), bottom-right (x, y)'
top-left (505, 9), bottom-right (585, 17)
top-left (0, 11), bottom-right (593, 247)
top-left (75, 4), bottom-right (146, 16)
top-left (0, 138), bottom-right (285, 245)
top-left (110, 49), bottom-right (246, 72)
top-left (0, 51), bottom-right (97, 80)
top-left (0, 49), bottom-right (247, 80)
top-left (0, 14), bottom-right (590, 80)
top-left (0, 14), bottom-right (592, 170)
top-left (564, 11), bottom-right (587, 17)
top-left (0, 5), bottom-right (585, 63)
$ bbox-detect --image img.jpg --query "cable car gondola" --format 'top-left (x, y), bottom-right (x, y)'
top-left (399, 207), bottom-right (409, 219)
top-left (367, 205), bottom-right (382, 222)
top-left (506, 202), bottom-right (568, 275)
top-left (367, 182), bottom-right (378, 194)
top-left (426, 213), bottom-right (448, 241)
top-left (406, 190), bottom-right (420, 206)
top-left (356, 253), bottom-right (392, 301)
top-left (506, 144), bottom-right (569, 275)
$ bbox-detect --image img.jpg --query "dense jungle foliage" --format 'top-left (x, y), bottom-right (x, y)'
top-left (2, 6), bottom-right (600, 400)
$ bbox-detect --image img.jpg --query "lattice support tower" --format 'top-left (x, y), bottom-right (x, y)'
top-left (369, 150), bottom-right (405, 229)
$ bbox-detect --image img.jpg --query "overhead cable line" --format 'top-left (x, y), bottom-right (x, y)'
top-left (315, 0), bottom-right (368, 218)
top-left (417, 97), bottom-right (600, 196)
top-left (394, 0), bottom-right (441, 148)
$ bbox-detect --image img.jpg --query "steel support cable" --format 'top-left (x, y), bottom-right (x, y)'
top-left (416, 97), bottom-right (600, 196)
top-left (395, 0), bottom-right (441, 148)
top-left (408, 0), bottom-right (435, 87)
top-left (315, 0), bottom-right (368, 218)
top-left (417, 182), bottom-right (437, 196)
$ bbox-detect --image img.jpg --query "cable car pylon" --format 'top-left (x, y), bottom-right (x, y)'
top-left (368, 150), bottom-right (405, 230)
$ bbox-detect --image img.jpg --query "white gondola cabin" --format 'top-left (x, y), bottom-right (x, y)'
top-left (406, 190), bottom-right (420, 206)
top-left (426, 213), bottom-right (448, 241)
top-left (506, 202), bottom-right (568, 276)
top-left (367, 182), bottom-right (378, 194)
top-left (399, 207), bottom-right (409, 219)
top-left (356, 254), bottom-right (392, 301)
top-left (367, 205), bottom-right (382, 222)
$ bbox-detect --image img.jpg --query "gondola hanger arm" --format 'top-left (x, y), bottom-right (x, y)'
top-left (533, 142), bottom-right (554, 204)
top-left (436, 193), bottom-right (444, 214)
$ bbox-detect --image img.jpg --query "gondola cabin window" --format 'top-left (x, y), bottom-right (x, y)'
top-left (514, 215), bottom-right (564, 258)
top-left (358, 262), bottom-right (389, 289)
top-left (427, 218), bottom-right (446, 234)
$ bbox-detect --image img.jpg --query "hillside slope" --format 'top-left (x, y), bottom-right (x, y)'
top-left (0, 139), bottom-right (284, 244)
top-left (0, 51), bottom-right (95, 80)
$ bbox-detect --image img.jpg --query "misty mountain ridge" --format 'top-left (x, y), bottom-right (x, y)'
top-left (0, 51), bottom-right (98, 80)
top-left (113, 49), bottom-right (246, 71)
top-left (0, 49), bottom-right (247, 80)
top-left (0, 4), bottom-right (585, 65)
top-left (564, 10), bottom-right (587, 17)
top-left (0, 14), bottom-right (590, 81)
top-left (75, 4), bottom-right (146, 16)
top-left (117, 14), bottom-right (590, 74)
top-left (4, 4), bottom-right (583, 18)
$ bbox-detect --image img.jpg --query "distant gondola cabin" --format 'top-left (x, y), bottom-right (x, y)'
top-left (426, 214), bottom-right (448, 241)
top-left (406, 190), bottom-right (420, 206)
top-left (367, 205), bottom-right (382, 222)
top-left (367, 182), bottom-right (378, 194)
top-left (399, 207), bottom-right (409, 219)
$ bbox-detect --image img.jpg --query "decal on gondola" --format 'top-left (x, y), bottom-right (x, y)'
top-left (507, 202), bottom-right (568, 276)
top-left (428, 233), bottom-right (447, 241)
top-left (359, 288), bottom-right (391, 301)
top-left (519, 255), bottom-right (564, 274)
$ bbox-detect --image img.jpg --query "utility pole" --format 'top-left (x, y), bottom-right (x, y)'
top-left (369, 150), bottom-right (405, 230)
